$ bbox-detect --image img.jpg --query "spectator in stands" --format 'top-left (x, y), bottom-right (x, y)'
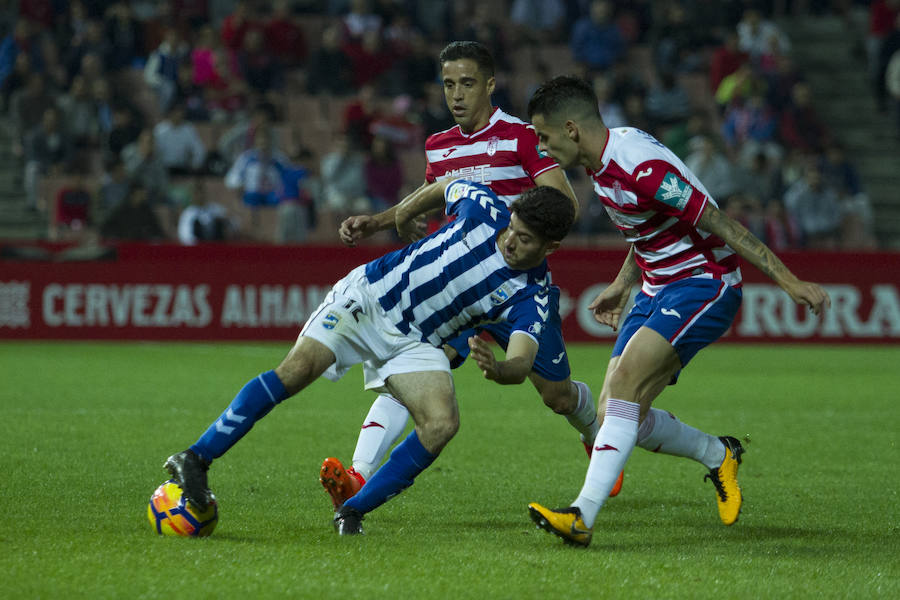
top-left (343, 28), bottom-right (396, 88)
top-left (763, 53), bottom-right (804, 112)
top-left (100, 183), bottom-right (167, 241)
top-left (644, 71), bottom-right (692, 129)
top-left (36, 34), bottom-right (68, 92)
top-left (818, 142), bottom-right (876, 249)
top-left (721, 91), bottom-right (782, 167)
top-left (224, 127), bottom-right (291, 207)
top-left (1, 44), bottom-right (31, 112)
top-left (218, 101), bottom-right (279, 165)
top-left (102, 2), bottom-right (143, 72)
top-left (779, 81), bottom-right (830, 153)
top-left (418, 81), bottom-right (455, 136)
top-left (153, 103), bottom-right (208, 175)
top-left (56, 74), bottom-right (98, 149)
top-left (98, 157), bottom-right (130, 213)
top-left (144, 26), bottom-right (189, 112)
top-left (736, 7), bottom-right (791, 63)
top-left (384, 30), bottom-right (436, 99)
top-left (23, 106), bottom-right (72, 211)
top-left (121, 128), bottom-right (171, 206)
top-left (364, 135), bottom-right (403, 211)
top-left (264, 0), bottom-right (308, 67)
top-left (320, 132), bottom-right (369, 221)
top-left (63, 13), bottom-right (111, 80)
top-left (342, 0), bottom-right (382, 42)
top-left (178, 179), bottom-right (232, 245)
top-left (237, 28), bottom-right (284, 103)
top-left (9, 71), bottom-right (55, 156)
top-left (306, 23), bottom-right (354, 96)
top-left (106, 103), bottom-right (143, 160)
top-left (783, 161), bottom-right (843, 249)
top-left (221, 0), bottom-right (259, 52)
top-left (714, 62), bottom-right (764, 110)
top-left (764, 198), bottom-right (803, 252)
top-left (277, 148), bottom-right (319, 244)
top-left (662, 110), bottom-right (710, 160)
top-left (593, 72), bottom-right (627, 128)
top-left (650, 0), bottom-right (709, 75)
top-left (684, 134), bottom-right (739, 201)
top-left (343, 82), bottom-right (379, 149)
top-left (509, 0), bottom-right (567, 45)
top-left (709, 31), bottom-right (748, 93)
top-left (175, 62), bottom-right (209, 121)
top-left (203, 46), bottom-right (250, 119)
top-left (571, 0), bottom-right (626, 74)
top-left (370, 94), bottom-right (422, 150)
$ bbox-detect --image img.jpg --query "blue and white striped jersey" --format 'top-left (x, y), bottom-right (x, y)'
top-left (364, 180), bottom-right (553, 347)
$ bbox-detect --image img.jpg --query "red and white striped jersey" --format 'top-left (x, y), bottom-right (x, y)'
top-left (589, 127), bottom-right (742, 296)
top-left (424, 108), bottom-right (559, 206)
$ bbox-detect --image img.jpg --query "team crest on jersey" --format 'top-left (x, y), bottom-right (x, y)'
top-left (611, 180), bottom-right (637, 207)
top-left (322, 312), bottom-right (340, 330)
top-left (654, 172), bottom-right (692, 211)
top-left (486, 136), bottom-right (500, 156)
top-left (489, 284), bottom-right (513, 305)
top-left (528, 321), bottom-right (543, 336)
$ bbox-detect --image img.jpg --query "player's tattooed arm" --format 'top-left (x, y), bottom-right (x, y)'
top-left (697, 203), bottom-right (831, 314)
top-left (615, 245), bottom-right (641, 288)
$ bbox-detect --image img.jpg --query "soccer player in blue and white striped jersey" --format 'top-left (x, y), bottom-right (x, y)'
top-left (163, 180), bottom-right (575, 535)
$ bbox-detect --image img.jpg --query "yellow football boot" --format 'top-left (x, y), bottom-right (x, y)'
top-left (704, 436), bottom-right (746, 525)
top-left (527, 503), bottom-right (592, 547)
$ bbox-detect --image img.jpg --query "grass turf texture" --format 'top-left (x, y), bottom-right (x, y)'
top-left (1, 341), bottom-right (897, 599)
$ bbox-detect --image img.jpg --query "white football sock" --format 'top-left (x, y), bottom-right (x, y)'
top-left (566, 380), bottom-right (600, 443)
top-left (636, 407), bottom-right (725, 469)
top-left (351, 394), bottom-right (410, 480)
top-left (572, 398), bottom-right (639, 528)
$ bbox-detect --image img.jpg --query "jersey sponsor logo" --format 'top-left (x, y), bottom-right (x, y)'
top-left (442, 147), bottom-right (457, 158)
top-left (323, 312), bottom-right (340, 329)
top-left (486, 136), bottom-right (500, 156)
top-left (661, 307), bottom-right (681, 318)
top-left (654, 172), bottom-right (692, 211)
top-left (635, 167), bottom-right (653, 181)
top-left (444, 164), bottom-right (491, 185)
top-left (593, 443), bottom-right (619, 452)
top-left (535, 144), bottom-right (549, 158)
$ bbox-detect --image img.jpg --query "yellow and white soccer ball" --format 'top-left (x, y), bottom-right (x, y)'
top-left (147, 479), bottom-right (218, 537)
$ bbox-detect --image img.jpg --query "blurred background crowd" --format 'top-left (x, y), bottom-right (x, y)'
top-left (1, 0), bottom-right (898, 250)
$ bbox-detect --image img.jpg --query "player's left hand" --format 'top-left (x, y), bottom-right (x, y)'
top-left (468, 336), bottom-right (499, 380)
top-left (339, 215), bottom-right (379, 247)
top-left (786, 280), bottom-right (831, 315)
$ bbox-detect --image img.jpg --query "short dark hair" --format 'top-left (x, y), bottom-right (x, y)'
top-left (439, 41), bottom-right (495, 78)
top-left (510, 186), bottom-right (575, 242)
top-left (527, 75), bottom-right (600, 122)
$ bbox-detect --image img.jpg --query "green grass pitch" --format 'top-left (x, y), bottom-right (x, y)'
top-left (1, 341), bottom-right (897, 599)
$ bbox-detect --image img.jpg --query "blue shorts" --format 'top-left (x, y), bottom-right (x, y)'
top-left (612, 278), bottom-right (742, 373)
top-left (446, 285), bottom-right (570, 382)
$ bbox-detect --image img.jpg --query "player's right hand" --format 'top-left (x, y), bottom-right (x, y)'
top-left (339, 215), bottom-right (378, 247)
top-left (588, 283), bottom-right (631, 331)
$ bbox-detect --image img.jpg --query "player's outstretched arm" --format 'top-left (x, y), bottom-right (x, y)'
top-left (394, 180), bottom-right (451, 241)
top-left (588, 245), bottom-right (640, 331)
top-left (697, 203), bottom-right (831, 314)
top-left (468, 333), bottom-right (537, 385)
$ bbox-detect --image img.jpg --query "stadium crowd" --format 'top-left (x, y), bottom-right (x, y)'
top-left (0, 0), bottom-right (891, 249)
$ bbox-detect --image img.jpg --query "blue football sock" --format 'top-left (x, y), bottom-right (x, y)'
top-left (190, 370), bottom-right (288, 463)
top-left (343, 430), bottom-right (436, 514)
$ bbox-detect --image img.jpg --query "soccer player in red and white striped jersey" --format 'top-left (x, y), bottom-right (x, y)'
top-left (326, 43), bottom-right (610, 511)
top-left (525, 76), bottom-right (831, 546)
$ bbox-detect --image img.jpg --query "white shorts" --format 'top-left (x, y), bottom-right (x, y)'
top-left (300, 266), bottom-right (451, 390)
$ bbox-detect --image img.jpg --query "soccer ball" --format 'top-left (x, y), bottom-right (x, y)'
top-left (147, 479), bottom-right (218, 537)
